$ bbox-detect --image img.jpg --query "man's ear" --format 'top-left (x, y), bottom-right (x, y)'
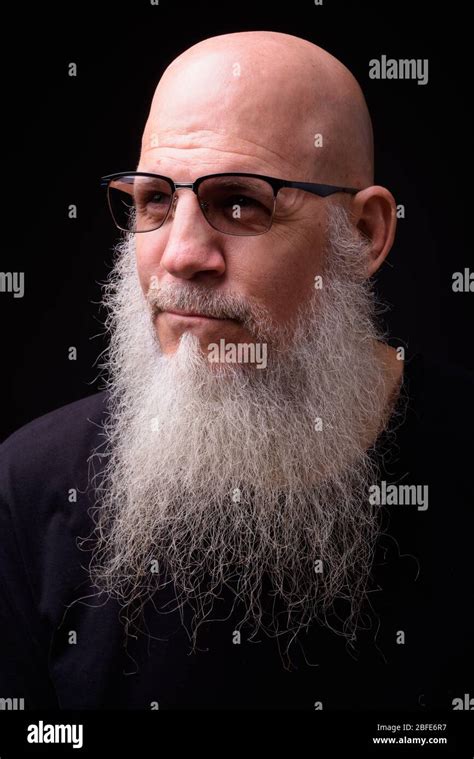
top-left (350, 186), bottom-right (397, 277)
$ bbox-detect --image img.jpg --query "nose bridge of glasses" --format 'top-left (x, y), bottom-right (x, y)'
top-left (170, 182), bottom-right (206, 214)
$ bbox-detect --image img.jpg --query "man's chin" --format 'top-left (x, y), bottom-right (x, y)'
top-left (155, 322), bottom-right (270, 366)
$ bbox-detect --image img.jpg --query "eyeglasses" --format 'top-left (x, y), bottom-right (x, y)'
top-left (100, 171), bottom-right (360, 237)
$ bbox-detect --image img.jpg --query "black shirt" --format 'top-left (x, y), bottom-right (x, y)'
top-left (1, 353), bottom-right (473, 710)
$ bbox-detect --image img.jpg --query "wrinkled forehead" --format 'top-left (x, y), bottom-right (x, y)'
top-left (141, 50), bottom-right (333, 178)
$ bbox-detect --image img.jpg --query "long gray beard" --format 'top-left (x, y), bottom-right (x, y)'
top-left (85, 205), bottom-right (398, 654)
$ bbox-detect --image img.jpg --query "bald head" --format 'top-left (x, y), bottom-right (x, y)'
top-left (141, 31), bottom-right (374, 187)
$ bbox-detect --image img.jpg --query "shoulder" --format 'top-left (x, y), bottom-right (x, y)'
top-left (0, 391), bottom-right (109, 498)
top-left (1, 390), bottom-right (108, 455)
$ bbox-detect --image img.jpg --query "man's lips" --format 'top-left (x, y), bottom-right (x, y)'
top-left (160, 309), bottom-right (232, 321)
top-left (166, 309), bottom-right (217, 318)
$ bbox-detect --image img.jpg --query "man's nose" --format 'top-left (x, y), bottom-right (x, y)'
top-left (159, 190), bottom-right (226, 281)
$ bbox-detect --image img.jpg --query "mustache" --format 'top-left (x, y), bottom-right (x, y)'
top-left (146, 283), bottom-right (275, 339)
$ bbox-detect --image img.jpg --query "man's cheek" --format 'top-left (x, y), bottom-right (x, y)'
top-left (137, 264), bottom-right (158, 296)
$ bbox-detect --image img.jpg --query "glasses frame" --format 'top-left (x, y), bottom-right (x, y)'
top-left (100, 170), bottom-right (361, 236)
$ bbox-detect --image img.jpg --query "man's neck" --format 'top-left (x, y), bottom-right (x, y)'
top-left (368, 341), bottom-right (405, 448)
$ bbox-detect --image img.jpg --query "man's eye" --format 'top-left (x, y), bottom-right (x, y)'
top-left (227, 194), bottom-right (256, 206)
top-left (147, 192), bottom-right (168, 205)
top-left (136, 192), bottom-right (169, 206)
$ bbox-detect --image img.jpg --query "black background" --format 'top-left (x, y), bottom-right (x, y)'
top-left (2, 0), bottom-right (472, 441)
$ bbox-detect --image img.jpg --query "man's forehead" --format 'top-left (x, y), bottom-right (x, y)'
top-left (140, 64), bottom-right (325, 179)
top-left (138, 127), bottom-right (304, 179)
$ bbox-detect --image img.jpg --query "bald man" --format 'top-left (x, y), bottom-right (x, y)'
top-left (0, 32), bottom-right (472, 712)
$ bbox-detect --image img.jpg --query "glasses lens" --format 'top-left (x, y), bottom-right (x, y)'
top-left (198, 175), bottom-right (275, 235)
top-left (107, 175), bottom-right (173, 232)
